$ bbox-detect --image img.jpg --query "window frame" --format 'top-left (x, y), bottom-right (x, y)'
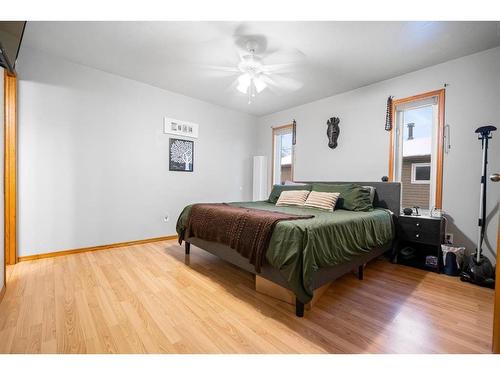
top-left (388, 89), bottom-right (445, 209)
top-left (411, 162), bottom-right (431, 184)
top-left (271, 124), bottom-right (294, 186)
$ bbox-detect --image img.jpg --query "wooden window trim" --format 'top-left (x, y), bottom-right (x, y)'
top-left (4, 71), bottom-right (17, 265)
top-left (388, 89), bottom-right (445, 209)
top-left (493, 218), bottom-right (500, 353)
top-left (271, 124), bottom-right (294, 187)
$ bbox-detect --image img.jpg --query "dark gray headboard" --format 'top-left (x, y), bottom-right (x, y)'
top-left (299, 181), bottom-right (401, 216)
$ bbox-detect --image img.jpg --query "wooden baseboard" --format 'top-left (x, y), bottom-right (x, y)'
top-left (255, 275), bottom-right (331, 310)
top-left (17, 235), bottom-right (178, 262)
top-left (0, 285), bottom-right (5, 304)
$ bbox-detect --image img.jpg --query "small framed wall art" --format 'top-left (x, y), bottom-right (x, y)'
top-left (164, 117), bottom-right (199, 138)
top-left (169, 138), bottom-right (194, 172)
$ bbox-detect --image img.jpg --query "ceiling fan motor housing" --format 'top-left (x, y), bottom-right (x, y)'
top-left (238, 55), bottom-right (263, 77)
top-left (245, 39), bottom-right (259, 53)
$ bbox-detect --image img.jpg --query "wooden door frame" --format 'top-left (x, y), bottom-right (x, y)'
top-left (4, 70), bottom-right (17, 265)
top-left (388, 89), bottom-right (445, 209)
top-left (271, 124), bottom-right (294, 187)
top-left (493, 218), bottom-right (500, 353)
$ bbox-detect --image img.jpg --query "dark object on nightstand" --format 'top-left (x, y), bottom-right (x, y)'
top-left (403, 207), bottom-right (413, 216)
top-left (394, 215), bottom-right (446, 273)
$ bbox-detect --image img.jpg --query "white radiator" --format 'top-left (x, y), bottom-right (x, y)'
top-left (252, 156), bottom-right (268, 201)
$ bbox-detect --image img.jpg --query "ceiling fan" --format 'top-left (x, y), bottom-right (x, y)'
top-left (207, 38), bottom-right (304, 104)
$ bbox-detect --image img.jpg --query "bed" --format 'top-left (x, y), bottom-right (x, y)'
top-left (176, 181), bottom-right (400, 317)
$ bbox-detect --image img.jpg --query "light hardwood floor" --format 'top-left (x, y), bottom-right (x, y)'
top-left (0, 240), bottom-right (494, 353)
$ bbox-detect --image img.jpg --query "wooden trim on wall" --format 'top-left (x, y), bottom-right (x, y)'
top-left (17, 235), bottom-right (178, 262)
top-left (434, 89), bottom-right (445, 209)
top-left (0, 284), bottom-right (5, 304)
top-left (4, 71), bottom-right (17, 265)
top-left (388, 100), bottom-right (396, 181)
top-left (272, 123), bottom-right (294, 131)
top-left (271, 124), bottom-right (293, 187)
top-left (493, 218), bottom-right (500, 353)
top-left (271, 129), bottom-right (275, 187)
top-left (388, 89), bottom-right (445, 208)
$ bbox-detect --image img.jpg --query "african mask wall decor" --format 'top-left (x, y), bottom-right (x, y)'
top-left (327, 117), bottom-right (340, 149)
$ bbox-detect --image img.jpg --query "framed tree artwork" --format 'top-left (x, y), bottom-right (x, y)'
top-left (169, 138), bottom-right (194, 172)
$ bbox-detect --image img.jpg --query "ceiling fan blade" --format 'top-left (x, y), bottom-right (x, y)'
top-left (195, 64), bottom-right (240, 72)
top-left (260, 62), bottom-right (302, 74)
top-left (261, 73), bottom-right (303, 92)
top-left (226, 78), bottom-right (239, 92)
top-left (261, 48), bottom-right (306, 65)
top-left (191, 64), bottom-right (241, 78)
top-left (226, 75), bottom-right (247, 94)
top-left (257, 78), bottom-right (282, 96)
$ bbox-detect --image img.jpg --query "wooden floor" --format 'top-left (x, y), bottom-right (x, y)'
top-left (0, 240), bottom-right (494, 353)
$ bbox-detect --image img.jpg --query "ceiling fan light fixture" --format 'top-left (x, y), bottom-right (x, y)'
top-left (236, 83), bottom-right (248, 94)
top-left (204, 37), bottom-right (304, 104)
top-left (237, 73), bottom-right (251, 94)
top-left (236, 73), bottom-right (267, 96)
top-left (253, 77), bottom-right (267, 93)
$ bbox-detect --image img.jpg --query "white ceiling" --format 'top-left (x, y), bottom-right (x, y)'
top-left (21, 21), bottom-right (500, 116)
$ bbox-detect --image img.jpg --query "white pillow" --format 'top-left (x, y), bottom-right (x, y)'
top-left (304, 191), bottom-right (341, 212)
top-left (276, 190), bottom-right (310, 207)
top-left (363, 185), bottom-right (376, 204)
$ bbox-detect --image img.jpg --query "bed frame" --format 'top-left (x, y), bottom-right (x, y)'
top-left (183, 181), bottom-right (401, 317)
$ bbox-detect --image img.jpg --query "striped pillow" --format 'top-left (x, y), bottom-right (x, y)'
top-left (304, 191), bottom-right (340, 211)
top-left (276, 190), bottom-right (310, 207)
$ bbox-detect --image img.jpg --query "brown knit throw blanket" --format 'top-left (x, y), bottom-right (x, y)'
top-left (180, 203), bottom-right (314, 272)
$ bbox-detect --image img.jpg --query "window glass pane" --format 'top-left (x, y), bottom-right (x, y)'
top-left (400, 105), bottom-right (433, 210)
top-left (279, 133), bottom-right (292, 184)
top-left (273, 129), bottom-right (293, 185)
top-left (415, 165), bottom-right (430, 181)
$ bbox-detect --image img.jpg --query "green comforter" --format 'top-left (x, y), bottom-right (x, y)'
top-left (176, 201), bottom-right (394, 303)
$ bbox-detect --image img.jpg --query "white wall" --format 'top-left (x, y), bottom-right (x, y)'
top-left (0, 68), bottom-right (4, 290)
top-left (257, 47), bottom-right (500, 262)
top-left (17, 47), bottom-right (257, 257)
top-left (16, 45), bottom-right (500, 262)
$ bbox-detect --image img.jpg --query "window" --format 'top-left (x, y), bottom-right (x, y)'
top-left (272, 125), bottom-right (293, 185)
top-left (389, 89), bottom-right (445, 212)
top-left (411, 163), bottom-right (431, 184)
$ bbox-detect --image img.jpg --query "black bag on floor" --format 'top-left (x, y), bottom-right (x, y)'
top-left (444, 252), bottom-right (459, 276)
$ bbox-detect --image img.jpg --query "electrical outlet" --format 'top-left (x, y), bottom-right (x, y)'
top-left (445, 233), bottom-right (453, 244)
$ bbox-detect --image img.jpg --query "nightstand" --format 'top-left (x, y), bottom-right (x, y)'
top-left (394, 215), bottom-right (446, 273)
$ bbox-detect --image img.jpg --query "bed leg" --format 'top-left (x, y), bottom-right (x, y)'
top-left (185, 242), bottom-right (190, 255)
top-left (358, 265), bottom-right (364, 280)
top-left (295, 299), bottom-right (305, 317)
